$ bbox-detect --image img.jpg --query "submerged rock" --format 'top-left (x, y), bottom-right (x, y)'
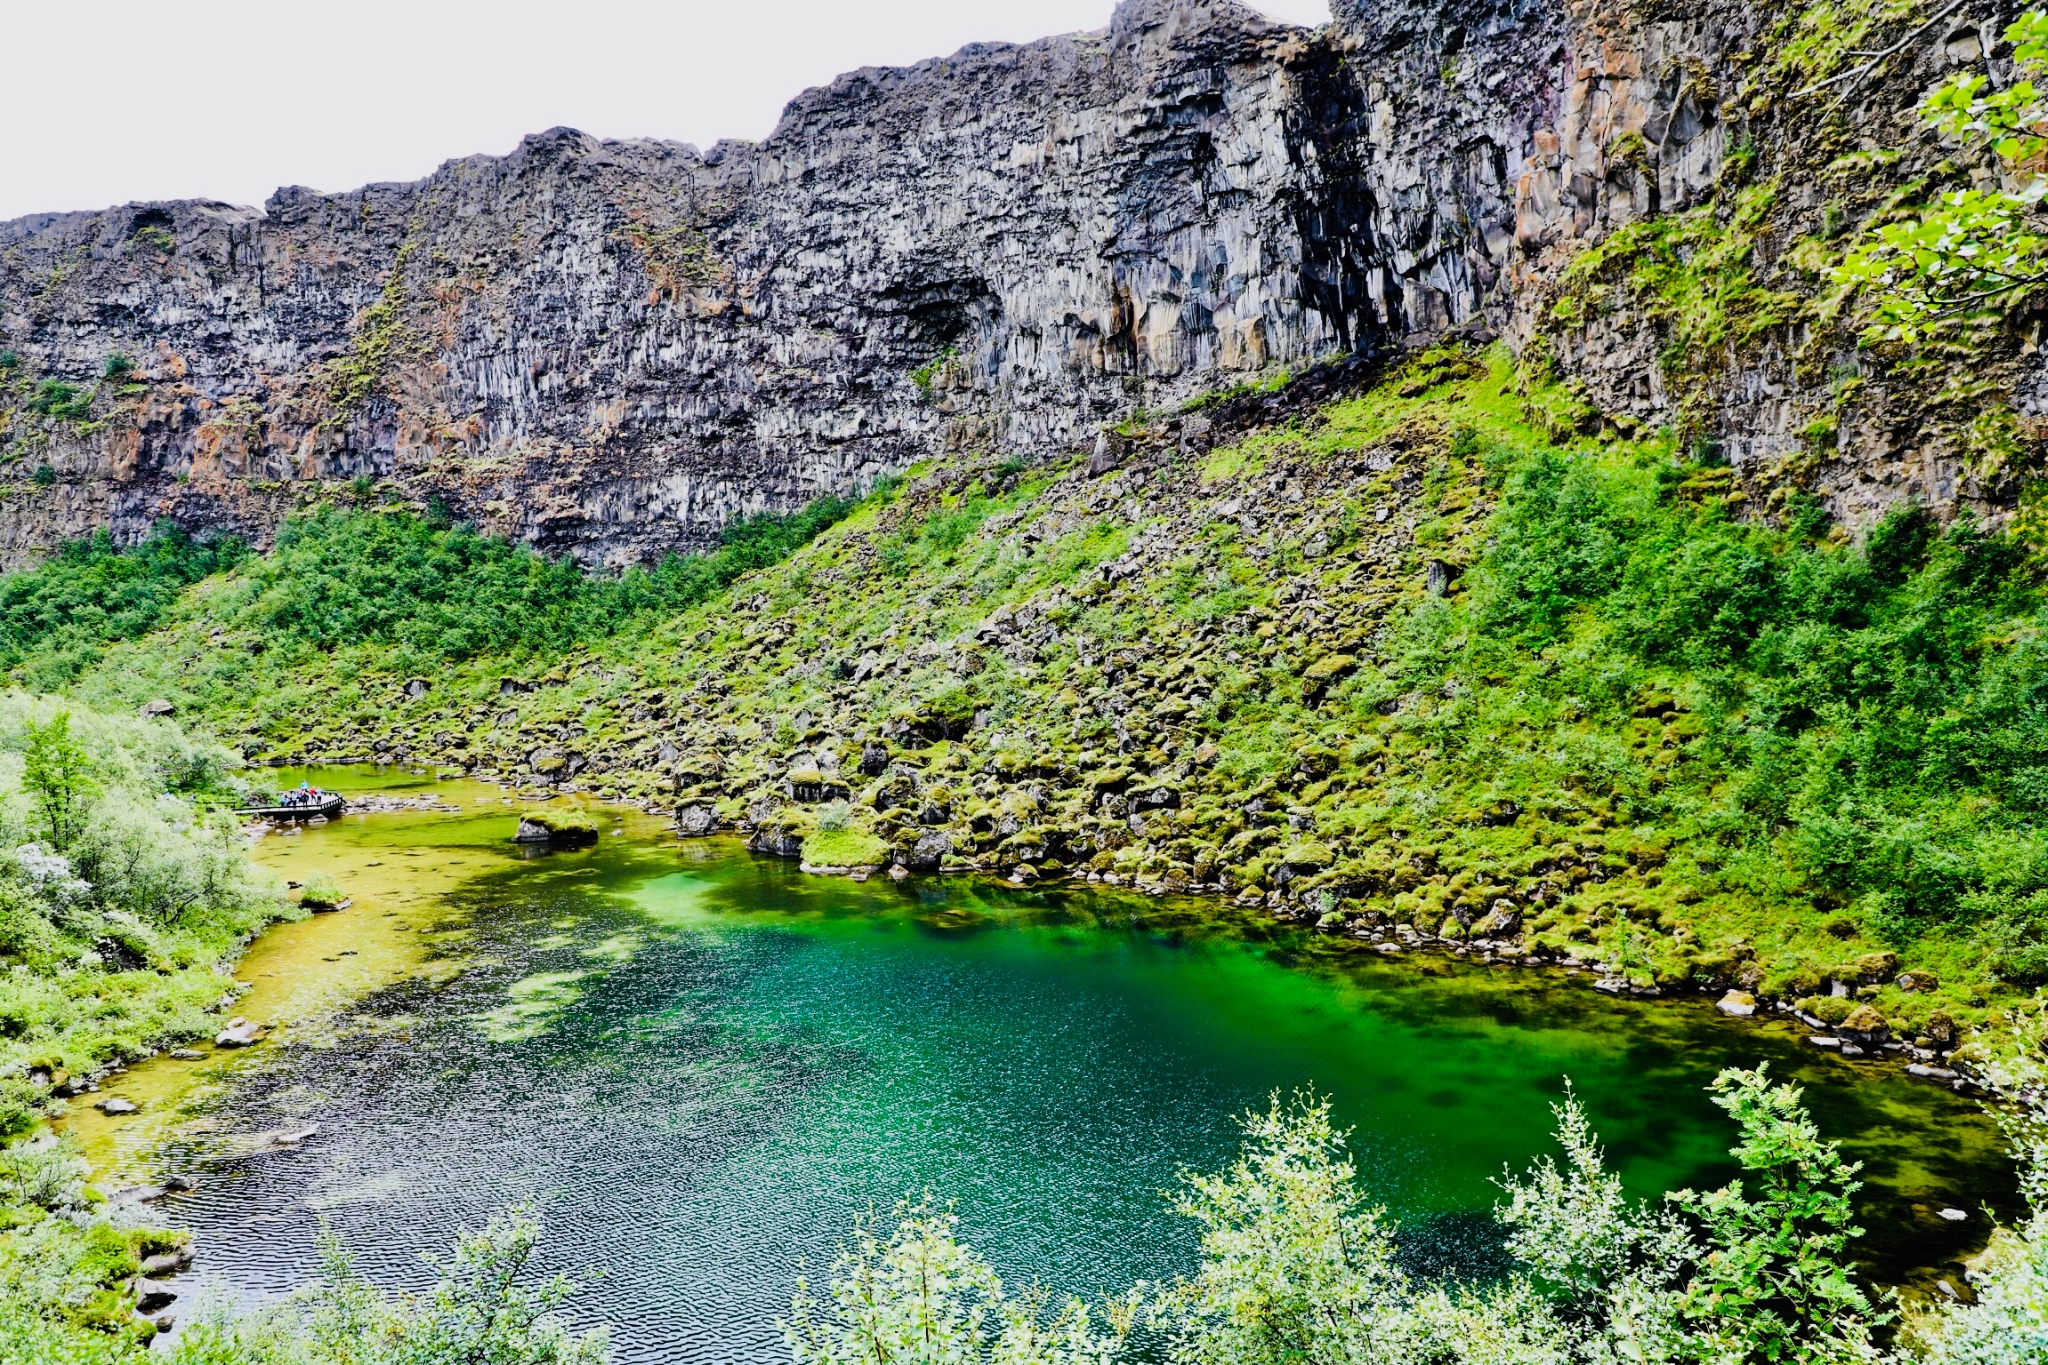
top-left (1716, 990), bottom-right (1757, 1017)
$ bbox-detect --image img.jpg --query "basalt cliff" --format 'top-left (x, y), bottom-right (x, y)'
top-left (0, 0), bottom-right (2039, 568)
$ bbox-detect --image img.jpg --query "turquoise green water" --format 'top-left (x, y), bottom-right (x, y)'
top-left (158, 769), bottom-right (2014, 1363)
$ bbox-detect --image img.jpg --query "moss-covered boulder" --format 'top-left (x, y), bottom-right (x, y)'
top-left (802, 827), bottom-right (892, 869)
top-left (1837, 1004), bottom-right (1890, 1048)
top-left (513, 807), bottom-right (600, 846)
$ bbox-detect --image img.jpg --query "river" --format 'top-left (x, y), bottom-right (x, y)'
top-left (63, 766), bottom-right (2018, 1363)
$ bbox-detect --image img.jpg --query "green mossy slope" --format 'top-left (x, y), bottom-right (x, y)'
top-left (41, 344), bottom-right (2048, 1046)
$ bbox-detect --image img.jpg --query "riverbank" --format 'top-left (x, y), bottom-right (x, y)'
top-left (58, 769), bottom-right (641, 1178)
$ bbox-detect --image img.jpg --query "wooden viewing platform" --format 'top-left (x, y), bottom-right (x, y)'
top-left (237, 796), bottom-right (346, 820)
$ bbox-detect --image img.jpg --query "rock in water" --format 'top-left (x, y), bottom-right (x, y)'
top-left (1716, 990), bottom-right (1757, 1017)
top-left (97, 1097), bottom-right (138, 1114)
top-left (215, 1018), bottom-right (261, 1047)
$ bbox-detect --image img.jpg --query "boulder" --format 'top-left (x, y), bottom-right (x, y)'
top-left (1716, 990), bottom-right (1758, 1017)
top-left (140, 1249), bottom-right (193, 1277)
top-left (1086, 430), bottom-right (1125, 475)
top-left (1471, 899), bottom-right (1521, 938)
top-left (136, 1284), bottom-right (177, 1314)
top-left (749, 827), bottom-right (806, 859)
top-left (403, 678), bottom-right (431, 699)
top-left (1837, 1004), bottom-right (1890, 1048)
top-left (904, 829), bottom-right (953, 872)
top-left (1925, 1011), bottom-right (1958, 1048)
top-left (675, 805), bottom-right (718, 837)
top-left (138, 698), bottom-right (175, 718)
top-left (97, 1097), bottom-right (138, 1114)
top-left (215, 1018), bottom-right (261, 1048)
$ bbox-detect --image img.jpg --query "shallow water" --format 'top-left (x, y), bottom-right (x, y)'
top-left (96, 768), bottom-right (2015, 1363)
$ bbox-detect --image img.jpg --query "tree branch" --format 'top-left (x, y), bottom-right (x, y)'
top-left (1792, 0), bottom-right (1970, 103)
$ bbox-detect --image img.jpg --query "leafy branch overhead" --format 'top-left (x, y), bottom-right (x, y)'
top-left (1833, 10), bottom-right (2048, 340)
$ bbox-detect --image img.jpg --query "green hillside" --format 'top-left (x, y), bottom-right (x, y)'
top-left (14, 342), bottom-right (2043, 1043)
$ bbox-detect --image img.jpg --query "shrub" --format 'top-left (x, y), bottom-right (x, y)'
top-left (298, 873), bottom-right (346, 909)
top-left (232, 498), bottom-right (853, 663)
top-left (0, 522), bottom-right (244, 686)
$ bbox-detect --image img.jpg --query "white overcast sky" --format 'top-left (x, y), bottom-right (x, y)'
top-left (4, 0), bottom-right (1330, 221)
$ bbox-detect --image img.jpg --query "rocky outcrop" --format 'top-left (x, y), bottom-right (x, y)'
top-left (0, 0), bottom-right (1552, 570)
top-left (0, 0), bottom-right (2035, 567)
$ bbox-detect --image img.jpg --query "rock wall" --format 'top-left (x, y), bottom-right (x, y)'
top-left (0, 0), bottom-right (2032, 566)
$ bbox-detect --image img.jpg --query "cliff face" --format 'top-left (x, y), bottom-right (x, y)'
top-left (0, 0), bottom-right (2031, 566)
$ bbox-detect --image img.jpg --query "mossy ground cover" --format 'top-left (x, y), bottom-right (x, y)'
top-left (23, 343), bottom-right (2048, 1043)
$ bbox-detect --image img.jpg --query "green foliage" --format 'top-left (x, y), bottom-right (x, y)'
top-left (99, 356), bottom-right (133, 384)
top-left (909, 348), bottom-right (958, 396)
top-left (1832, 10), bottom-right (2048, 340)
top-left (0, 1204), bottom-right (606, 1365)
top-left (1555, 183), bottom-right (1802, 401)
top-left (805, 1068), bottom-right (1929, 1365)
top-left (22, 713), bottom-right (97, 850)
top-left (0, 693), bottom-right (278, 1078)
top-left (0, 523), bottom-right (245, 688)
top-left (296, 873), bottom-right (346, 909)
top-left (786, 1199), bottom-right (1125, 1365)
top-left (24, 381), bottom-right (91, 422)
top-left (800, 827), bottom-right (892, 867)
top-left (29, 468), bottom-right (54, 489)
top-left (1902, 1014), bottom-right (2048, 1364)
top-left (518, 808), bottom-right (599, 839)
top-left (129, 224), bottom-right (176, 255)
top-left (1670, 1067), bottom-right (1880, 1364)
top-left (1157, 1091), bottom-right (1446, 1364)
top-left (1410, 432), bottom-right (2048, 958)
top-left (233, 498), bottom-right (851, 663)
top-left (211, 1207), bottom-right (610, 1365)
top-left (324, 245), bottom-right (419, 417)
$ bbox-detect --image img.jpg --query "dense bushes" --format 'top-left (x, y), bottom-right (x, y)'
top-left (0, 498), bottom-right (853, 682)
top-left (0, 693), bottom-right (278, 1078)
top-left (0, 524), bottom-right (243, 688)
top-left (1391, 434), bottom-right (2048, 968)
top-left (230, 498), bottom-right (853, 661)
